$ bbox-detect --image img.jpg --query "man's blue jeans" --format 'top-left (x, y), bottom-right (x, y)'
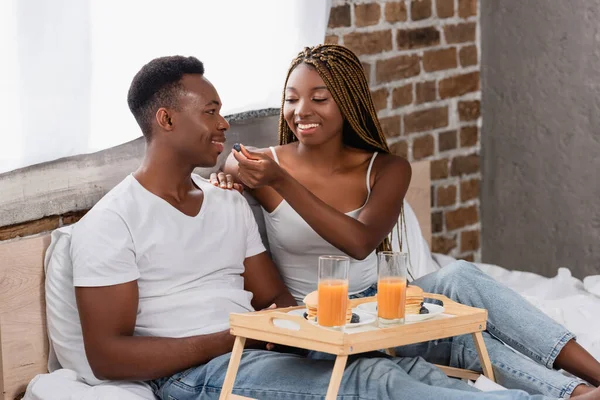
top-left (150, 349), bottom-right (557, 399)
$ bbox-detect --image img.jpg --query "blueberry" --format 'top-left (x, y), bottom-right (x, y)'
top-left (351, 313), bottom-right (360, 323)
top-left (233, 143), bottom-right (242, 152)
top-left (303, 312), bottom-right (308, 320)
top-left (419, 306), bottom-right (429, 314)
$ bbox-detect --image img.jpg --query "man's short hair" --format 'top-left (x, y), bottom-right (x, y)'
top-left (127, 56), bottom-right (205, 139)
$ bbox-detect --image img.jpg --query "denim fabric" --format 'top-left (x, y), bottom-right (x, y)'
top-left (350, 282), bottom-right (378, 299)
top-left (394, 261), bottom-right (584, 398)
top-left (152, 349), bottom-right (558, 400)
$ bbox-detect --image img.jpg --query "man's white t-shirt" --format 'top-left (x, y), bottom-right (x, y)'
top-left (71, 173), bottom-right (265, 341)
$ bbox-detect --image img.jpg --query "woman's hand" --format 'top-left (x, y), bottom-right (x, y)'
top-left (209, 171), bottom-right (244, 194)
top-left (232, 144), bottom-right (286, 189)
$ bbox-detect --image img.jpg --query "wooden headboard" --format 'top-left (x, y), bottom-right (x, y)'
top-left (0, 160), bottom-right (430, 400)
top-left (0, 235), bottom-right (50, 400)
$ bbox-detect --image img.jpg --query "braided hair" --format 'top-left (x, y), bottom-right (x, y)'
top-left (278, 44), bottom-right (396, 252)
top-left (279, 44), bottom-right (390, 153)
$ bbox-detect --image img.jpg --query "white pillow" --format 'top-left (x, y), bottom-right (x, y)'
top-left (44, 225), bottom-right (103, 385)
top-left (391, 201), bottom-right (439, 280)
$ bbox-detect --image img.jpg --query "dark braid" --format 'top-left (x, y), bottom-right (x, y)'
top-left (278, 44), bottom-right (398, 252)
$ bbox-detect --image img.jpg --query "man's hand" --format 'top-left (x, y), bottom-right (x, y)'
top-left (231, 144), bottom-right (286, 189)
top-left (262, 303), bottom-right (277, 351)
top-left (209, 171), bottom-right (244, 193)
top-left (259, 303), bottom-right (308, 356)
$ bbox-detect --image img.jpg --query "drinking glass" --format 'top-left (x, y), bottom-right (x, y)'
top-left (317, 255), bottom-right (350, 330)
top-left (377, 251), bottom-right (407, 326)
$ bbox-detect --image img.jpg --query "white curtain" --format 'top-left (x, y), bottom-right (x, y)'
top-left (0, 0), bottom-right (330, 174)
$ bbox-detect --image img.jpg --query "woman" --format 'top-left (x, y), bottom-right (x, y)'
top-left (223, 44), bottom-right (600, 398)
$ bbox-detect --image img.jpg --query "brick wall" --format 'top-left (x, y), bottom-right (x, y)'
top-left (327, 0), bottom-right (481, 261)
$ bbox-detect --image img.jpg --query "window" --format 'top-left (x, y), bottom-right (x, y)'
top-left (0, 0), bottom-right (330, 174)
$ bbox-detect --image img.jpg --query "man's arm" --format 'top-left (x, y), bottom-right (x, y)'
top-left (78, 252), bottom-right (295, 381)
top-left (242, 251), bottom-right (297, 310)
top-left (76, 281), bottom-right (237, 381)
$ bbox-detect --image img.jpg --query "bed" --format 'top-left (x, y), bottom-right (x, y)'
top-left (1, 160), bottom-right (599, 400)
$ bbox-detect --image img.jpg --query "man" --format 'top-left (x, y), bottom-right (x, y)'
top-left (70, 55), bottom-right (598, 400)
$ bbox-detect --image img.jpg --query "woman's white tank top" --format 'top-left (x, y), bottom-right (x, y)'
top-left (262, 147), bottom-right (378, 303)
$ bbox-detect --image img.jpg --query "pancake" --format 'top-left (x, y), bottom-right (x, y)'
top-left (405, 285), bottom-right (425, 314)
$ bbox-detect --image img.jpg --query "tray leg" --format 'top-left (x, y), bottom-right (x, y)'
top-left (219, 336), bottom-right (247, 400)
top-left (325, 355), bottom-right (348, 400)
top-left (385, 348), bottom-right (397, 357)
top-left (434, 364), bottom-right (481, 381)
top-left (472, 332), bottom-right (495, 382)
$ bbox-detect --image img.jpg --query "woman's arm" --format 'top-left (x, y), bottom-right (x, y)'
top-left (231, 146), bottom-right (412, 260)
top-left (272, 157), bottom-right (411, 260)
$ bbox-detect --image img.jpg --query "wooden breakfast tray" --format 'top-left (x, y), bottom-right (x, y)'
top-left (219, 294), bottom-right (494, 400)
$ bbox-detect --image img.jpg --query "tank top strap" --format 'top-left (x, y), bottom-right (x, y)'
top-left (269, 146), bottom-right (280, 165)
top-left (366, 152), bottom-right (378, 195)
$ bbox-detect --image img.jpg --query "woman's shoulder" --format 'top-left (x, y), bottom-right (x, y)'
top-left (373, 152), bottom-right (411, 179)
top-left (270, 143), bottom-right (296, 151)
top-left (267, 143), bottom-right (300, 160)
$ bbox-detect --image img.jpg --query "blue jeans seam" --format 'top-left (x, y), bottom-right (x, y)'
top-left (170, 378), bottom-right (202, 393)
top-left (544, 331), bottom-right (576, 369)
top-left (560, 378), bottom-right (586, 399)
top-left (457, 342), bottom-right (569, 398)
top-left (485, 320), bottom-right (545, 365)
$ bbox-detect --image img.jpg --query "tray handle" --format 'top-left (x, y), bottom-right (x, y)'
top-left (231, 311), bottom-right (344, 337)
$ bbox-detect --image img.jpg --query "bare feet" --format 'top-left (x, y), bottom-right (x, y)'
top-left (572, 386), bottom-right (600, 400)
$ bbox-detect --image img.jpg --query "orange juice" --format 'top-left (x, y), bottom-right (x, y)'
top-left (377, 277), bottom-right (407, 320)
top-left (317, 279), bottom-right (349, 327)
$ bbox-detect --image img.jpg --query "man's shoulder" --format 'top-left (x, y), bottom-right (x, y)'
top-left (192, 174), bottom-right (247, 208)
top-left (75, 176), bottom-right (138, 230)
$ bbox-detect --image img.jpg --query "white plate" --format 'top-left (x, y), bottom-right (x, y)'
top-left (284, 308), bottom-right (376, 328)
top-left (355, 302), bottom-right (445, 322)
top-left (347, 309), bottom-right (377, 327)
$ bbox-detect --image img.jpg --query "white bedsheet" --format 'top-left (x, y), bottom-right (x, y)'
top-left (433, 253), bottom-right (600, 360)
top-left (478, 263), bottom-right (600, 361)
top-left (26, 258), bottom-right (600, 399)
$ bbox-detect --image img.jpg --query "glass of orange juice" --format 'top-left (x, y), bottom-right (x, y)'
top-left (377, 251), bottom-right (407, 326)
top-left (317, 255), bottom-right (349, 330)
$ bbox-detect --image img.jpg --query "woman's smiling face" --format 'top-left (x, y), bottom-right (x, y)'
top-left (283, 63), bottom-right (345, 146)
